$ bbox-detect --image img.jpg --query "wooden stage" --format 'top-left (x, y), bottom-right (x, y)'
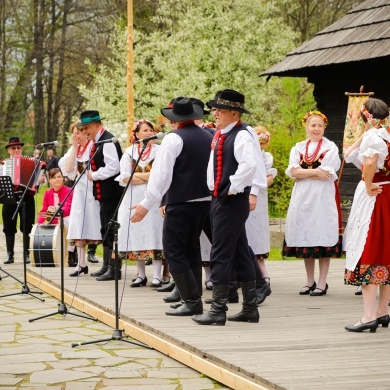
top-left (23, 259), bottom-right (390, 390)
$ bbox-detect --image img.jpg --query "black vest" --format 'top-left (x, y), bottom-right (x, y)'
top-left (214, 123), bottom-right (251, 203)
top-left (161, 124), bottom-right (212, 206)
top-left (90, 129), bottom-right (123, 201)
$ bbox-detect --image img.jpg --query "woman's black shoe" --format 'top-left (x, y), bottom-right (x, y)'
top-left (130, 276), bottom-right (147, 287)
top-left (345, 319), bottom-right (378, 333)
top-left (299, 281), bottom-right (316, 295)
top-left (310, 283), bottom-right (328, 296)
top-left (377, 314), bottom-right (390, 327)
top-left (355, 286), bottom-right (362, 295)
top-left (69, 265), bottom-right (88, 277)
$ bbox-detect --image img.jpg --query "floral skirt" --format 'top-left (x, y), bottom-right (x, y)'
top-left (345, 264), bottom-right (390, 286)
top-left (282, 235), bottom-right (343, 258)
top-left (120, 249), bottom-right (164, 262)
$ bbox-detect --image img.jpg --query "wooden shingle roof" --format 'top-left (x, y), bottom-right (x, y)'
top-left (262, 0), bottom-right (390, 77)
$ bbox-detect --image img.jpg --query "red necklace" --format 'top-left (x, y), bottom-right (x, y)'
top-left (137, 144), bottom-right (152, 161)
top-left (304, 139), bottom-right (323, 163)
top-left (77, 140), bottom-right (91, 159)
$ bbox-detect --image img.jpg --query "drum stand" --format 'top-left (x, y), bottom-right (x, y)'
top-left (71, 141), bottom-right (152, 349)
top-left (29, 208), bottom-right (97, 322)
top-left (0, 176), bottom-right (44, 301)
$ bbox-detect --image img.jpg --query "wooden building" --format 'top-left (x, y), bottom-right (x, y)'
top-left (262, 0), bottom-right (390, 218)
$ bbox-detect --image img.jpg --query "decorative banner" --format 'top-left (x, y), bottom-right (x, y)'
top-left (342, 95), bottom-right (368, 153)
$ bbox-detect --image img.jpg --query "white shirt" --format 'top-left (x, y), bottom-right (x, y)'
top-left (91, 130), bottom-right (120, 181)
top-left (207, 121), bottom-right (257, 194)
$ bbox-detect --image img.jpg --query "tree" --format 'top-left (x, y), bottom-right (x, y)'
top-left (80, 0), bottom-right (299, 133)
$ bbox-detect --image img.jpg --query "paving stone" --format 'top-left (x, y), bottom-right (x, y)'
top-left (146, 367), bottom-right (201, 379)
top-left (0, 352), bottom-right (57, 365)
top-left (61, 349), bottom-right (112, 359)
top-left (92, 356), bottom-right (131, 366)
top-left (103, 384), bottom-right (177, 390)
top-left (0, 362), bottom-right (46, 375)
top-left (65, 382), bottom-right (97, 390)
top-left (180, 377), bottom-right (215, 389)
top-left (49, 359), bottom-right (92, 370)
top-left (103, 368), bottom-right (145, 379)
top-left (0, 377), bottom-right (22, 385)
top-left (29, 368), bottom-right (94, 384)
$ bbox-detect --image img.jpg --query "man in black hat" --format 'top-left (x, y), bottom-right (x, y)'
top-left (131, 97), bottom-right (212, 317)
top-left (76, 110), bottom-right (123, 281)
top-left (192, 89), bottom-right (260, 326)
top-left (2, 137), bottom-right (36, 264)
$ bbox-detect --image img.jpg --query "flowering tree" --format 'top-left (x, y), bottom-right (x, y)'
top-left (79, 0), bottom-right (298, 136)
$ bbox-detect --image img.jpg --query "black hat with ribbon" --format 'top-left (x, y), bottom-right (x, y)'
top-left (5, 137), bottom-right (24, 149)
top-left (161, 97), bottom-right (203, 121)
top-left (190, 98), bottom-right (210, 115)
top-left (206, 89), bottom-right (250, 114)
top-left (76, 110), bottom-right (104, 127)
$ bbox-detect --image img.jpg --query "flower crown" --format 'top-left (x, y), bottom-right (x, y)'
top-left (302, 111), bottom-right (328, 128)
top-left (258, 131), bottom-right (270, 146)
top-left (130, 119), bottom-right (154, 144)
top-left (360, 103), bottom-right (390, 129)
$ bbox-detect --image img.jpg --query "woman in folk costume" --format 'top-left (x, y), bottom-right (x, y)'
top-left (249, 126), bottom-right (277, 295)
top-left (344, 98), bottom-right (390, 333)
top-left (61, 121), bottom-right (102, 277)
top-left (283, 111), bottom-right (342, 296)
top-left (117, 119), bottom-right (165, 288)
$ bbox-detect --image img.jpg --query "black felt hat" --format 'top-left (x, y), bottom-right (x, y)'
top-left (206, 89), bottom-right (250, 114)
top-left (190, 98), bottom-right (210, 115)
top-left (161, 97), bottom-right (203, 121)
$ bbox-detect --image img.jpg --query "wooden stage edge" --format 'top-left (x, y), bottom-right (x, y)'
top-left (26, 269), bottom-right (278, 390)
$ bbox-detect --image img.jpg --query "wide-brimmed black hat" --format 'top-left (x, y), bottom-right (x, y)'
top-left (76, 110), bottom-right (104, 127)
top-left (5, 137), bottom-right (24, 149)
top-left (161, 97), bottom-right (203, 121)
top-left (206, 90), bottom-right (222, 109)
top-left (190, 98), bottom-right (210, 115)
top-left (206, 89), bottom-right (250, 114)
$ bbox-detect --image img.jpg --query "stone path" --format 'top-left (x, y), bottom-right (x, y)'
top-left (0, 230), bottom-right (230, 390)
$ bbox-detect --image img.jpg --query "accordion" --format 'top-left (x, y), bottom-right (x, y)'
top-left (3, 156), bottom-right (46, 194)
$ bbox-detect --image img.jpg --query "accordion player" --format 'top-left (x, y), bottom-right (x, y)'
top-left (2, 155), bottom-right (46, 194)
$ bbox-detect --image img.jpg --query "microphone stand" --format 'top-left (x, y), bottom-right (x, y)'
top-left (0, 149), bottom-right (47, 301)
top-left (29, 146), bottom-right (100, 322)
top-left (72, 140), bottom-right (152, 349)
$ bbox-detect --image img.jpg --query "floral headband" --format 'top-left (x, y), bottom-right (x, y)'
top-left (258, 131), bottom-right (270, 146)
top-left (302, 111), bottom-right (328, 128)
top-left (360, 104), bottom-right (390, 130)
top-left (130, 119), bottom-right (154, 144)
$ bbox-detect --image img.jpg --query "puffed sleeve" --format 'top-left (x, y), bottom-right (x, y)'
top-left (117, 151), bottom-right (133, 187)
top-left (263, 151), bottom-right (277, 178)
top-left (359, 129), bottom-right (389, 170)
top-left (317, 140), bottom-right (340, 181)
top-left (285, 145), bottom-right (301, 178)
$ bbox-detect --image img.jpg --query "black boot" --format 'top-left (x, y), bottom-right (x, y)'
top-left (192, 285), bottom-right (229, 325)
top-left (165, 270), bottom-right (203, 316)
top-left (96, 251), bottom-right (122, 281)
top-left (157, 281), bottom-right (175, 292)
top-left (68, 250), bottom-right (78, 267)
top-left (163, 286), bottom-right (181, 302)
top-left (91, 246), bottom-right (109, 277)
top-left (255, 277), bottom-right (270, 305)
top-left (4, 235), bottom-right (15, 264)
top-left (227, 281), bottom-right (259, 323)
top-left (205, 281), bottom-right (239, 304)
top-left (87, 244), bottom-right (99, 263)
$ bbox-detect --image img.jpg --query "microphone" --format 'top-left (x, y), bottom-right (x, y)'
top-left (37, 140), bottom-right (59, 147)
top-left (94, 137), bottom-right (118, 146)
top-left (135, 132), bottom-right (165, 144)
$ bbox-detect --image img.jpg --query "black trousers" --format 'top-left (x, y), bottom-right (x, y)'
top-left (2, 195), bottom-right (35, 237)
top-left (99, 193), bottom-right (122, 248)
top-left (162, 201), bottom-right (210, 276)
top-left (210, 195), bottom-right (255, 285)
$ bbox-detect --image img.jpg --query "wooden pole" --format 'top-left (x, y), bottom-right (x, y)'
top-left (127, 0), bottom-right (134, 146)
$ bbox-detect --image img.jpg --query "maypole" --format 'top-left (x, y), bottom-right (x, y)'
top-left (127, 0), bottom-right (134, 145)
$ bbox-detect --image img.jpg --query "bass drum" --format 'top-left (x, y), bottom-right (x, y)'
top-left (29, 224), bottom-right (68, 267)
